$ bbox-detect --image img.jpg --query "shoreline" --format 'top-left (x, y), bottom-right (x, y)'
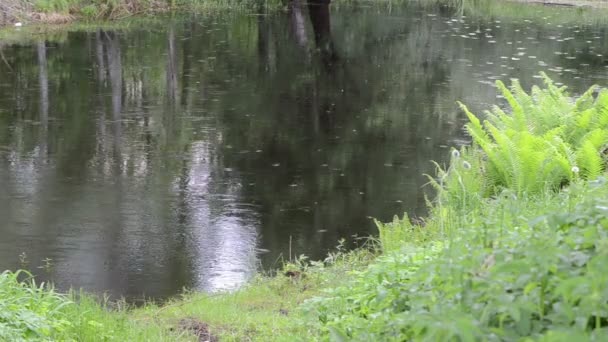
top-left (3, 75), bottom-right (608, 340)
top-left (2, 1), bottom-right (608, 340)
top-left (508, 0), bottom-right (608, 7)
top-left (2, 0), bottom-right (608, 29)
top-left (0, 1), bottom-right (272, 29)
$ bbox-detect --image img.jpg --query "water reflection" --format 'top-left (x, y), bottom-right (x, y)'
top-left (0, 2), bottom-right (608, 299)
top-left (182, 142), bottom-right (258, 292)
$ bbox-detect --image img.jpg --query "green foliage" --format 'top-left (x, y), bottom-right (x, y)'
top-left (0, 270), bottom-right (72, 341)
top-left (34, 0), bottom-right (75, 13)
top-left (305, 179), bottom-right (608, 341)
top-left (133, 247), bottom-right (376, 341)
top-left (80, 4), bottom-right (99, 18)
top-left (0, 247), bottom-right (375, 341)
top-left (375, 213), bottom-right (432, 254)
top-left (455, 74), bottom-right (608, 197)
top-left (13, 0), bottom-right (284, 22)
top-left (0, 270), bottom-right (181, 341)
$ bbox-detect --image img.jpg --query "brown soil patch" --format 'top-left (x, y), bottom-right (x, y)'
top-left (179, 318), bottom-right (219, 342)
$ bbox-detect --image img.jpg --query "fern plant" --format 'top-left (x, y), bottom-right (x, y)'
top-left (453, 74), bottom-right (608, 197)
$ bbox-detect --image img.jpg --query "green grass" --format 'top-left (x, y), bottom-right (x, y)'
top-left (0, 0), bottom-right (284, 27)
top-left (0, 270), bottom-right (180, 341)
top-left (133, 249), bottom-right (375, 341)
top-left (4, 0), bottom-right (608, 30)
top-left (0, 249), bottom-right (375, 341)
top-left (461, 0), bottom-right (608, 26)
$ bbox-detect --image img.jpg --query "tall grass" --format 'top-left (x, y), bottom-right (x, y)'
top-left (375, 213), bottom-right (435, 253)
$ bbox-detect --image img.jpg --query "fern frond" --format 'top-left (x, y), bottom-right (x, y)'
top-left (593, 90), bottom-right (608, 128)
top-left (486, 107), bottom-right (513, 129)
top-left (579, 129), bottom-right (608, 150)
top-left (574, 84), bottom-right (598, 112)
top-left (543, 126), bottom-right (565, 142)
top-left (485, 122), bottom-right (515, 187)
top-left (575, 109), bottom-right (594, 131)
top-left (460, 102), bottom-right (492, 150)
top-left (577, 140), bottom-right (604, 180)
top-left (496, 80), bottom-right (526, 131)
top-left (540, 72), bottom-right (565, 96)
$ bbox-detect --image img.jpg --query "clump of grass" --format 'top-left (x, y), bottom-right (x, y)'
top-left (0, 270), bottom-right (183, 341)
top-left (375, 213), bottom-right (434, 254)
top-left (0, 270), bottom-right (73, 341)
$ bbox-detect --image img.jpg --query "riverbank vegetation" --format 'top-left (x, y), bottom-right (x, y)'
top-left (2, 75), bottom-right (607, 340)
top-left (3, 0), bottom-right (608, 28)
top-left (0, 270), bottom-right (180, 341)
top-left (0, 0), bottom-right (282, 26)
top-left (0, 247), bottom-right (375, 340)
top-left (303, 75), bottom-right (608, 340)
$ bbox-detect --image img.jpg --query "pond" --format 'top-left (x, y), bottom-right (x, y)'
top-left (1, 1), bottom-right (608, 300)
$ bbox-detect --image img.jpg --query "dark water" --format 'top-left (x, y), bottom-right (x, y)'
top-left (1, 2), bottom-right (608, 300)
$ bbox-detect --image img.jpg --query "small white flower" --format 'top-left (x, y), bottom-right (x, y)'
top-left (462, 161), bottom-right (472, 170)
top-left (451, 149), bottom-right (461, 159)
top-left (14, 22), bottom-right (23, 27)
top-left (571, 166), bottom-right (580, 174)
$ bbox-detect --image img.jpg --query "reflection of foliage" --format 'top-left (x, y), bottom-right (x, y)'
top-left (0, 8), bottom-right (461, 274)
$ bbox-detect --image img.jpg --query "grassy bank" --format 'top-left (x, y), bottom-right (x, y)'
top-left (0, 249), bottom-right (375, 341)
top-left (0, 270), bottom-right (181, 341)
top-left (0, 0), bottom-right (282, 26)
top-left (3, 0), bottom-right (608, 28)
top-left (2, 75), bottom-right (608, 341)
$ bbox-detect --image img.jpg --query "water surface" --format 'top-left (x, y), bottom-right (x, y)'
top-left (1, 2), bottom-right (608, 300)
